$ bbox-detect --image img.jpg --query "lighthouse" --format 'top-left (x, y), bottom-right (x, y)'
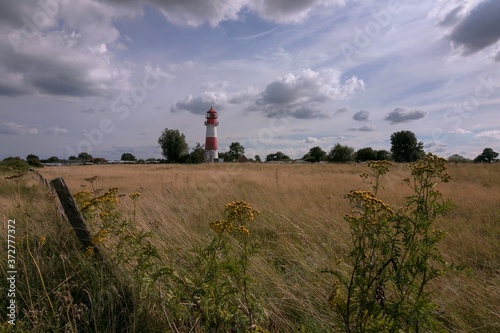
top-left (204, 106), bottom-right (219, 162)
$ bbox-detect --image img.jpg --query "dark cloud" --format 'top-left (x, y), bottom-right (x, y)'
top-left (449, 0), bottom-right (500, 55)
top-left (0, 82), bottom-right (29, 96)
top-left (81, 108), bottom-right (95, 114)
top-left (0, 1), bottom-right (46, 29)
top-left (438, 5), bottom-right (463, 27)
top-left (352, 110), bottom-right (369, 121)
top-left (103, 0), bottom-right (345, 26)
top-left (0, 1), bottom-right (133, 97)
top-left (29, 71), bottom-right (102, 97)
top-left (334, 107), bottom-right (349, 116)
top-left (384, 107), bottom-right (427, 124)
top-left (246, 0), bottom-right (346, 24)
top-left (262, 79), bottom-right (299, 105)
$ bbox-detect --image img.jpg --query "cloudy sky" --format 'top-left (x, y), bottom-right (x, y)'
top-left (1, 0), bottom-right (500, 160)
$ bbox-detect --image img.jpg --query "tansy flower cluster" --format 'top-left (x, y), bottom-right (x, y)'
top-left (129, 192), bottom-right (141, 200)
top-left (74, 188), bottom-right (120, 212)
top-left (345, 190), bottom-right (394, 216)
top-left (91, 228), bottom-right (109, 245)
top-left (368, 160), bottom-right (392, 176)
top-left (410, 153), bottom-right (452, 183)
top-left (209, 201), bottom-right (259, 236)
top-left (225, 201), bottom-right (259, 223)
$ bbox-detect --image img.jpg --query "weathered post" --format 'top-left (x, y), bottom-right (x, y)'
top-left (50, 177), bottom-right (98, 254)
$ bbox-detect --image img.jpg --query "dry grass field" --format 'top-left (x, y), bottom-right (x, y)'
top-left (37, 162), bottom-right (500, 331)
top-left (1, 161), bottom-right (499, 331)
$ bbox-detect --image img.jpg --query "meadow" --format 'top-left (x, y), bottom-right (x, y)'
top-left (1, 161), bottom-right (499, 332)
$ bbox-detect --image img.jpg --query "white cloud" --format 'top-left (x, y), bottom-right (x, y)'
top-left (45, 127), bottom-right (69, 135)
top-left (172, 68), bottom-right (364, 118)
top-left (302, 137), bottom-right (319, 143)
top-left (261, 68), bottom-right (364, 105)
top-left (0, 122), bottom-right (38, 135)
top-left (474, 129), bottom-right (500, 140)
top-left (449, 128), bottom-right (472, 134)
top-left (349, 124), bottom-right (377, 132)
top-left (425, 140), bottom-right (448, 153)
top-left (300, 135), bottom-right (345, 143)
top-left (251, 68), bottom-right (364, 118)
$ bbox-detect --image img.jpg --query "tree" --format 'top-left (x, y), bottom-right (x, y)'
top-left (328, 143), bottom-right (354, 163)
top-left (68, 155), bottom-right (78, 160)
top-left (92, 157), bottom-right (108, 164)
top-left (26, 154), bottom-right (43, 167)
top-left (254, 155), bottom-right (262, 163)
top-left (121, 153), bottom-right (136, 161)
top-left (190, 143), bottom-right (206, 164)
top-left (78, 152), bottom-right (93, 160)
top-left (375, 149), bottom-right (391, 161)
top-left (303, 146), bottom-right (327, 162)
top-left (390, 130), bottom-right (424, 162)
top-left (45, 156), bottom-right (60, 163)
top-left (218, 152), bottom-right (229, 161)
top-left (227, 142), bottom-right (245, 162)
top-left (474, 148), bottom-right (499, 163)
top-left (158, 128), bottom-right (189, 163)
top-left (448, 154), bottom-right (470, 164)
top-left (266, 151), bottom-right (290, 162)
top-left (354, 147), bottom-right (377, 162)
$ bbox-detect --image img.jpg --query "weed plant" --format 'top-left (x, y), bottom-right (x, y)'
top-left (326, 154), bottom-right (456, 332)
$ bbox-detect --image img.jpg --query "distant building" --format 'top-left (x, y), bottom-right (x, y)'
top-left (204, 107), bottom-right (219, 162)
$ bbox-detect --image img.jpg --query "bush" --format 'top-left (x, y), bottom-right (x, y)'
top-left (0, 157), bottom-right (30, 173)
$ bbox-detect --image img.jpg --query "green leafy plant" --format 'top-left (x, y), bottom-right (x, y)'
top-left (327, 154), bottom-right (453, 332)
top-left (74, 180), bottom-right (264, 332)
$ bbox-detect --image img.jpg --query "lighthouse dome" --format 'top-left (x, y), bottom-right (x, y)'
top-left (206, 106), bottom-right (218, 119)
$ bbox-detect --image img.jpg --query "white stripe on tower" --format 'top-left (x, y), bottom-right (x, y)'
top-left (204, 107), bottom-right (219, 162)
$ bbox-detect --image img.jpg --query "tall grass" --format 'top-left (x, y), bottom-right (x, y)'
top-left (0, 162), bottom-right (498, 332)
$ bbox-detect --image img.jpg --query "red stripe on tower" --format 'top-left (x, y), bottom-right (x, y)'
top-left (204, 107), bottom-right (219, 162)
top-left (205, 137), bottom-right (218, 150)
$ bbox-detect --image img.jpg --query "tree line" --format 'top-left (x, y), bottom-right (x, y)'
top-left (3, 129), bottom-right (498, 169)
top-left (158, 128), bottom-right (499, 164)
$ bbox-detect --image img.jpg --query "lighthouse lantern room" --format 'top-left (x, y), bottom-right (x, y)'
top-left (204, 107), bottom-right (219, 162)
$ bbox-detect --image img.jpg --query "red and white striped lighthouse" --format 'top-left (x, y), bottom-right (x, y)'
top-left (204, 106), bottom-right (219, 162)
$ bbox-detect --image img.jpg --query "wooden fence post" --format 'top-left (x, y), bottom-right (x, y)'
top-left (50, 177), bottom-right (98, 254)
